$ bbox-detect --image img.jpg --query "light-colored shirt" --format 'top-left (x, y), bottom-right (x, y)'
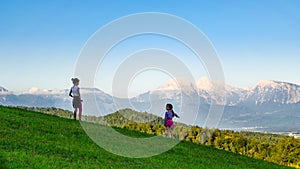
top-left (71, 86), bottom-right (80, 97)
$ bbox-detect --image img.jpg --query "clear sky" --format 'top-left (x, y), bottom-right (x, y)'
top-left (1, 0), bottom-right (300, 96)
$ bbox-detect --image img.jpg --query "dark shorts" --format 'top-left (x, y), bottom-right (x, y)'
top-left (72, 96), bottom-right (81, 108)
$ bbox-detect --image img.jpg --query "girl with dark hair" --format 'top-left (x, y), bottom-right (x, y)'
top-left (164, 103), bottom-right (179, 138)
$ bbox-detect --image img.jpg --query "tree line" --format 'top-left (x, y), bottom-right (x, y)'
top-left (121, 122), bottom-right (300, 168)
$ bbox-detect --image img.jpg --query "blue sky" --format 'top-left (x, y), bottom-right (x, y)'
top-left (0, 0), bottom-right (300, 95)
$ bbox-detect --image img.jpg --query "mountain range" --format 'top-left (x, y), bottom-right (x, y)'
top-left (1, 77), bottom-right (300, 132)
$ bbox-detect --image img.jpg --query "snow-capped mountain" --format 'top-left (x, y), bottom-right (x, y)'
top-left (0, 87), bottom-right (115, 116)
top-left (2, 78), bottom-right (297, 110)
top-left (150, 78), bottom-right (199, 99)
top-left (132, 78), bottom-right (300, 131)
top-left (196, 77), bottom-right (246, 105)
top-left (241, 80), bottom-right (300, 105)
top-left (0, 86), bottom-right (8, 93)
top-left (195, 78), bottom-right (300, 106)
top-left (1, 78), bottom-right (300, 132)
top-left (154, 78), bottom-right (198, 92)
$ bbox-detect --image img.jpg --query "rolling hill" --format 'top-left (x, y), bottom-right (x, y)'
top-left (0, 106), bottom-right (292, 169)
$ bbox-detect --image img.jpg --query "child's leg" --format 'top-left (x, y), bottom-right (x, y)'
top-left (78, 103), bottom-right (82, 121)
top-left (170, 127), bottom-right (173, 138)
top-left (166, 128), bottom-right (169, 137)
top-left (74, 108), bottom-right (77, 120)
top-left (167, 127), bottom-right (172, 138)
top-left (165, 126), bottom-right (169, 136)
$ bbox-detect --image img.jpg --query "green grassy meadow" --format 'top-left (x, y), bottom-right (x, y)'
top-left (0, 106), bottom-right (292, 169)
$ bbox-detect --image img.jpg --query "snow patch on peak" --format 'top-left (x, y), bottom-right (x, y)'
top-left (196, 77), bottom-right (229, 93)
top-left (255, 80), bottom-right (299, 90)
top-left (196, 77), bottom-right (213, 91)
top-left (242, 86), bottom-right (253, 91)
top-left (28, 87), bottom-right (39, 93)
top-left (0, 86), bottom-right (8, 92)
top-left (256, 80), bottom-right (279, 88)
top-left (0, 86), bottom-right (9, 95)
top-left (154, 78), bottom-right (197, 91)
top-left (155, 79), bottom-right (179, 91)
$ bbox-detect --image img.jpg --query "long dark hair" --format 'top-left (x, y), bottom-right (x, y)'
top-left (166, 103), bottom-right (175, 117)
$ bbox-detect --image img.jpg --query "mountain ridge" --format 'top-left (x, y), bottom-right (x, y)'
top-left (1, 78), bottom-right (300, 132)
top-left (1, 78), bottom-right (299, 99)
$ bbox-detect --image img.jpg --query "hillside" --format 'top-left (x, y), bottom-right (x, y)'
top-left (0, 106), bottom-right (292, 169)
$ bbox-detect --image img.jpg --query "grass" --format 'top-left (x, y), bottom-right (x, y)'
top-left (0, 106), bottom-right (293, 169)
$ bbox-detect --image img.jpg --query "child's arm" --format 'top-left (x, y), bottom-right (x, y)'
top-left (174, 113), bottom-right (180, 118)
top-left (69, 89), bottom-right (73, 97)
top-left (164, 113), bottom-right (167, 126)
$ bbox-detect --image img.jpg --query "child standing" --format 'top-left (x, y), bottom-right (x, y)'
top-left (164, 103), bottom-right (179, 138)
top-left (69, 78), bottom-right (82, 121)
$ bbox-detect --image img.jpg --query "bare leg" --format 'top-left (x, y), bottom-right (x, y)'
top-left (79, 103), bottom-right (82, 121)
top-left (165, 127), bottom-right (169, 137)
top-left (167, 127), bottom-right (172, 138)
top-left (74, 108), bottom-right (77, 120)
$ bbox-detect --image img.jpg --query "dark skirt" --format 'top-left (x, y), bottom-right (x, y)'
top-left (72, 96), bottom-right (81, 108)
